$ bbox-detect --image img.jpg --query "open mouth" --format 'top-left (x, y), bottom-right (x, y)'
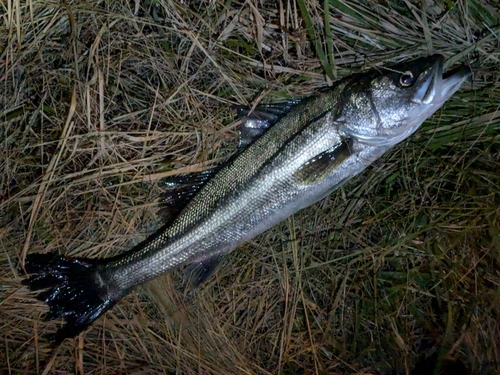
top-left (415, 56), bottom-right (471, 106)
top-left (439, 65), bottom-right (472, 102)
top-left (402, 60), bottom-right (471, 142)
top-left (414, 55), bottom-right (443, 105)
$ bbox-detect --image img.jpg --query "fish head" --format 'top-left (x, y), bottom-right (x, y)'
top-left (338, 54), bottom-right (471, 147)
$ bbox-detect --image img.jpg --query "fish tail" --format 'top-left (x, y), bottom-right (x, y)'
top-left (22, 253), bottom-right (119, 344)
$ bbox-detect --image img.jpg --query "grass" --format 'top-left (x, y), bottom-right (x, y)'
top-left (1, 0), bottom-right (499, 374)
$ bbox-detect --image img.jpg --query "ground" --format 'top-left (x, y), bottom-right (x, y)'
top-left (0, 1), bottom-right (499, 374)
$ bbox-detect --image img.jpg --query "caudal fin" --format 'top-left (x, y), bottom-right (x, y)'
top-left (22, 253), bottom-right (118, 344)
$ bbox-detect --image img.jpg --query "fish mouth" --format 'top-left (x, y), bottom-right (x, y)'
top-left (413, 55), bottom-right (444, 105)
top-left (408, 56), bottom-right (471, 137)
top-left (355, 55), bottom-right (471, 147)
top-left (438, 64), bottom-right (472, 103)
top-left (416, 55), bottom-right (471, 106)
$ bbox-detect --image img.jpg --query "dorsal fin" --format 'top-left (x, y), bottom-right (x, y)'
top-left (234, 99), bottom-right (302, 149)
top-left (157, 166), bottom-right (222, 223)
top-left (158, 99), bottom-right (303, 222)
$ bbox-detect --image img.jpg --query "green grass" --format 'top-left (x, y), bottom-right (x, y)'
top-left (1, 0), bottom-right (499, 374)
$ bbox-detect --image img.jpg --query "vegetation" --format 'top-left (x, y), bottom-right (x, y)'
top-left (1, 0), bottom-right (498, 374)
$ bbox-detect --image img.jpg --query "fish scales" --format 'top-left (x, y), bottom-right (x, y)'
top-left (21, 54), bottom-right (471, 343)
top-left (105, 89), bottom-right (346, 288)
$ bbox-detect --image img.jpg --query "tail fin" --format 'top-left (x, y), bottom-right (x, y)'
top-left (22, 253), bottom-right (118, 344)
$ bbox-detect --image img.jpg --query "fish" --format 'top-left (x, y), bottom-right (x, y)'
top-left (21, 54), bottom-right (471, 344)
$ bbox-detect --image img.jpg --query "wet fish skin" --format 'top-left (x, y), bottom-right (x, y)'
top-left (21, 54), bottom-right (471, 343)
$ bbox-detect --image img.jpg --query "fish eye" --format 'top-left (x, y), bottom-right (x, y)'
top-left (399, 71), bottom-right (415, 87)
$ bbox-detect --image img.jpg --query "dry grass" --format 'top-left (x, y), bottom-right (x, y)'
top-left (1, 0), bottom-right (499, 374)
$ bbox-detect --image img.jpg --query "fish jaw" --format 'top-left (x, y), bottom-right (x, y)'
top-left (429, 64), bottom-right (472, 107)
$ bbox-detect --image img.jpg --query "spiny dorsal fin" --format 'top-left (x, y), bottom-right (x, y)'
top-left (234, 99), bottom-right (302, 149)
top-left (158, 99), bottom-right (303, 222)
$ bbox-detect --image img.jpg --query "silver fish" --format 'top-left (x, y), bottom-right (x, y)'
top-left (22, 54), bottom-right (470, 343)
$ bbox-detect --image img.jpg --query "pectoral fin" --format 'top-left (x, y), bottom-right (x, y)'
top-left (294, 138), bottom-right (353, 185)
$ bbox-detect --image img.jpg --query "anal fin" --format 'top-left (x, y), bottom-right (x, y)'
top-left (182, 254), bottom-right (224, 288)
